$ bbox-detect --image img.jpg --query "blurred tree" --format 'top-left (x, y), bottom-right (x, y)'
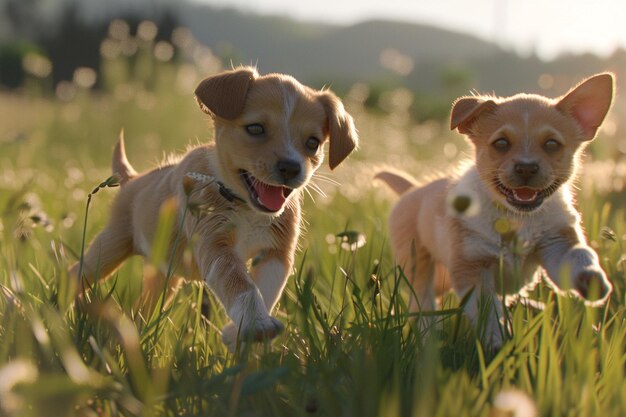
top-left (440, 66), bottom-right (472, 96)
top-left (39, 2), bottom-right (107, 87)
top-left (0, 0), bottom-right (43, 87)
top-left (2, 0), bottom-right (44, 39)
top-left (0, 42), bottom-right (42, 88)
top-left (0, 0), bottom-right (180, 89)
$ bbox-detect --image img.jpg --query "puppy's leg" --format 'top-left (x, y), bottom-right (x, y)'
top-left (219, 250), bottom-right (292, 348)
top-left (407, 259), bottom-right (437, 313)
top-left (70, 221), bottom-right (133, 293)
top-left (390, 237), bottom-right (437, 312)
top-left (193, 236), bottom-right (282, 349)
top-left (451, 262), bottom-right (505, 349)
top-left (250, 249), bottom-right (292, 312)
top-left (390, 231), bottom-right (438, 333)
top-left (388, 198), bottom-right (437, 313)
top-left (540, 226), bottom-right (612, 303)
top-left (204, 253), bottom-right (280, 348)
top-left (138, 265), bottom-right (187, 315)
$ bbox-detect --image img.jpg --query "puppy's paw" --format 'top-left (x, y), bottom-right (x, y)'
top-left (573, 268), bottom-right (612, 303)
top-left (221, 316), bottom-right (284, 351)
top-left (485, 334), bottom-right (504, 352)
top-left (250, 315), bottom-right (284, 341)
top-left (222, 289), bottom-right (284, 350)
top-left (482, 318), bottom-right (507, 351)
top-left (415, 316), bottom-right (438, 337)
top-left (221, 322), bottom-right (240, 352)
top-left (460, 288), bottom-right (507, 351)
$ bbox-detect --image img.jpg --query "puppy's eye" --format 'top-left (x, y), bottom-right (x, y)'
top-left (245, 124), bottom-right (265, 136)
top-left (543, 139), bottom-right (562, 153)
top-left (305, 137), bottom-right (320, 152)
top-left (492, 138), bottom-right (511, 152)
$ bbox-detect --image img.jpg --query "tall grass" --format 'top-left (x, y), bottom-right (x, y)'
top-left (1, 20), bottom-right (626, 417)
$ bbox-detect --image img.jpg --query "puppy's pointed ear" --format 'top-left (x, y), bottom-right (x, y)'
top-left (450, 97), bottom-right (497, 135)
top-left (194, 67), bottom-right (258, 120)
top-left (556, 73), bottom-right (614, 141)
top-left (318, 91), bottom-right (359, 170)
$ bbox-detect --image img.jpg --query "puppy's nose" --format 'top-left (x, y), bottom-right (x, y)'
top-left (276, 160), bottom-right (302, 181)
top-left (514, 163), bottom-right (539, 181)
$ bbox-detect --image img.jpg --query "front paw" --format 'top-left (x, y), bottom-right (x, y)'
top-left (221, 316), bottom-right (284, 351)
top-left (480, 316), bottom-right (508, 351)
top-left (573, 268), bottom-right (612, 303)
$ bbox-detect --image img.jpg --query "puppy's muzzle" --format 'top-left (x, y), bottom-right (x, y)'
top-left (276, 159), bottom-right (302, 182)
top-left (514, 162), bottom-right (539, 183)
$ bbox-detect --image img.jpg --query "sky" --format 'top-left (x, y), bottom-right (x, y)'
top-left (193, 0), bottom-right (626, 60)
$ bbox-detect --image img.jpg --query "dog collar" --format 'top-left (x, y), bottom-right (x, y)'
top-left (216, 180), bottom-right (244, 203)
top-left (185, 172), bottom-right (246, 204)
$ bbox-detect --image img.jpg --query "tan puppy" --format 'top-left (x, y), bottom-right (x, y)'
top-left (377, 73), bottom-right (613, 347)
top-left (71, 67), bottom-right (358, 349)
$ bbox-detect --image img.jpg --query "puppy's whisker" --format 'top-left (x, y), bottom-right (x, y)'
top-left (312, 173), bottom-right (340, 186)
top-left (569, 181), bottom-right (582, 190)
top-left (302, 186), bottom-right (317, 203)
top-left (306, 181), bottom-right (327, 198)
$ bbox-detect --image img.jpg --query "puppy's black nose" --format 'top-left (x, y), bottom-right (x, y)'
top-left (514, 163), bottom-right (539, 181)
top-left (276, 160), bottom-right (301, 181)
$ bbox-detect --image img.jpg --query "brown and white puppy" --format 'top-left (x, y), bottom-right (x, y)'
top-left (377, 73), bottom-right (613, 348)
top-left (71, 67), bottom-right (358, 349)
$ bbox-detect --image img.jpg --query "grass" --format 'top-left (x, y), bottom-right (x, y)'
top-left (1, 28), bottom-right (626, 417)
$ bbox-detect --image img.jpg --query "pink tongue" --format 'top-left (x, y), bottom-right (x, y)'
top-left (255, 182), bottom-right (286, 211)
top-left (513, 187), bottom-right (538, 201)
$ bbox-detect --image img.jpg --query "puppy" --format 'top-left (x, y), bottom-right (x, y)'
top-left (377, 73), bottom-right (614, 347)
top-left (71, 67), bottom-right (358, 349)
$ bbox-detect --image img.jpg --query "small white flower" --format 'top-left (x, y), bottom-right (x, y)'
top-left (492, 389), bottom-right (538, 417)
top-left (446, 188), bottom-right (480, 218)
top-left (337, 231), bottom-right (367, 252)
top-left (0, 360), bottom-right (38, 414)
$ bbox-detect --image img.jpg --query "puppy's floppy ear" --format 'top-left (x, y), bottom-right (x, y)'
top-left (194, 67), bottom-right (258, 120)
top-left (556, 73), bottom-right (614, 141)
top-left (318, 91), bottom-right (359, 170)
top-left (450, 96), bottom-right (497, 135)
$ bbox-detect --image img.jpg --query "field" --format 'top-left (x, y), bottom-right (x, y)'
top-left (1, 35), bottom-right (626, 417)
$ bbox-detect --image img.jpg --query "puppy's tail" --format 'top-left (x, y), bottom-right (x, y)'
top-left (112, 129), bottom-right (137, 186)
top-left (375, 170), bottom-right (416, 196)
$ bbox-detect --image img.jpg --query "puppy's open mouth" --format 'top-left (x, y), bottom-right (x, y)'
top-left (240, 170), bottom-right (294, 213)
top-left (495, 182), bottom-right (547, 212)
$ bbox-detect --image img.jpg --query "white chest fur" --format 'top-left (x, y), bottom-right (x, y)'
top-left (448, 167), bottom-right (579, 290)
top-left (229, 211), bottom-right (279, 261)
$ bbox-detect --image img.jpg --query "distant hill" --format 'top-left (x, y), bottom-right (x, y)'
top-left (179, 5), bottom-right (503, 89)
top-left (177, 5), bottom-right (626, 101)
top-left (4, 0), bottom-right (625, 104)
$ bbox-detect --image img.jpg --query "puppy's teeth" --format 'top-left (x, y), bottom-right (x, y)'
top-left (513, 190), bottom-right (538, 202)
